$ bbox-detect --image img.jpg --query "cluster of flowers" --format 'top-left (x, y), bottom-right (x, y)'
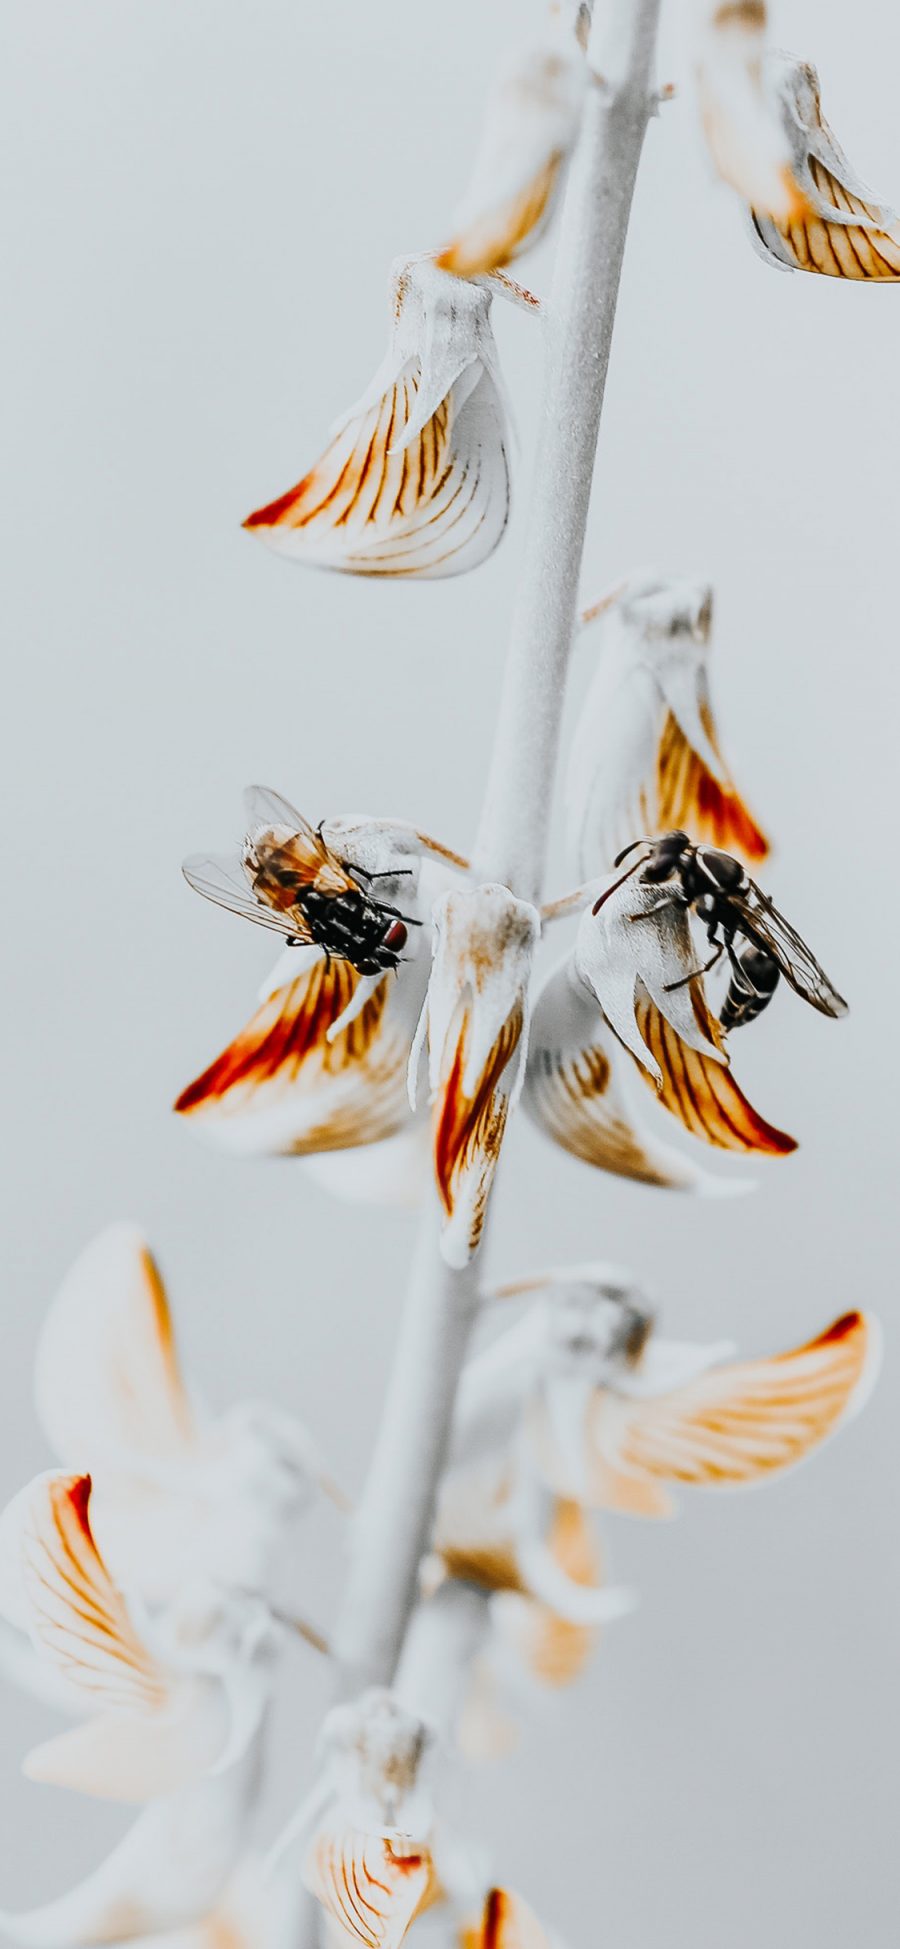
top-left (2, 3), bottom-right (894, 1947)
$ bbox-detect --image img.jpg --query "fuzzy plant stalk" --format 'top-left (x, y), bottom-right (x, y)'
top-left (332, 0), bottom-right (662, 1701)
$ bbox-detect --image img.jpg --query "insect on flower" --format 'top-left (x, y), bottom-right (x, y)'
top-left (183, 787), bottom-right (417, 978)
top-left (611, 830), bottom-right (847, 1028)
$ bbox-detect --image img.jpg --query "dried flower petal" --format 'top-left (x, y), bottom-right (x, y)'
top-left (244, 259), bottom-right (510, 577)
top-left (567, 574), bottom-right (768, 876)
top-left (748, 55), bottom-right (900, 276)
top-left (436, 22), bottom-right (587, 277)
top-left (694, 0), bottom-right (808, 222)
top-left (522, 958), bottom-right (750, 1191)
top-left (411, 887), bottom-right (539, 1266)
top-left (630, 986), bottom-right (796, 1154)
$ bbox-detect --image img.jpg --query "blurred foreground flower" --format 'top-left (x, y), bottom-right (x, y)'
top-left (467, 1264), bottom-right (880, 1518)
top-left (288, 1691), bottom-right (438, 1949)
top-left (0, 1471), bottom-right (273, 1801)
top-left (0, 1760), bottom-right (263, 1947)
top-left (567, 573), bottom-right (768, 876)
top-left (244, 260), bottom-right (511, 576)
top-left (410, 886), bottom-right (540, 1266)
top-left (747, 54), bottom-right (900, 277)
top-left (436, 13), bottom-right (587, 277)
top-left (460, 1887), bottom-right (557, 1949)
top-left (28, 1222), bottom-right (343, 1609)
top-left (177, 799), bottom-right (466, 1175)
top-left (693, 0), bottom-right (807, 221)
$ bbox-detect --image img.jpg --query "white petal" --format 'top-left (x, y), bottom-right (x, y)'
top-left (747, 54), bottom-right (900, 277)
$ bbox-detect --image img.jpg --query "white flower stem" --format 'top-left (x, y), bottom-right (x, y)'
top-left (330, 0), bottom-right (660, 1704)
top-left (473, 0), bottom-right (662, 899)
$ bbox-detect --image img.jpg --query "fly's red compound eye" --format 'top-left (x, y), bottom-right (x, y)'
top-left (384, 920), bottom-right (408, 952)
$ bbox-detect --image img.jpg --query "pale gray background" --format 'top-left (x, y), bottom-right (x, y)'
top-left (0, 1), bottom-right (897, 1943)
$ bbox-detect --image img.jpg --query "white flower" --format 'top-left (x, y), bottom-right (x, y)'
top-left (409, 886), bottom-right (540, 1267)
top-left (747, 54), bottom-right (900, 277)
top-left (297, 1691), bottom-right (438, 1949)
top-left (27, 1223), bottom-right (343, 1610)
top-left (0, 1758), bottom-right (263, 1946)
top-left (693, 0), bottom-right (807, 222)
top-left (0, 1471), bottom-right (273, 1802)
top-left (566, 573), bottom-right (768, 877)
top-left (177, 809), bottom-right (465, 1175)
top-left (243, 258), bottom-right (511, 577)
top-left (459, 1888), bottom-right (558, 1949)
top-left (462, 1266), bottom-right (880, 1519)
top-left (435, 16), bottom-right (587, 277)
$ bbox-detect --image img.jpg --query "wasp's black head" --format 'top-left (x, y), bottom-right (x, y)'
top-left (641, 830), bottom-right (693, 884)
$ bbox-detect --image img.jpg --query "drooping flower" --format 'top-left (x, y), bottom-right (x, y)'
top-left (747, 54), bottom-right (900, 277)
top-left (177, 805), bottom-right (466, 1171)
top-left (467, 1265), bottom-right (880, 1519)
top-left (521, 952), bottom-right (775, 1188)
top-left (693, 0), bottom-right (808, 222)
top-left (566, 573), bottom-right (768, 877)
top-left (0, 1472), bottom-right (274, 1802)
top-left (299, 1692), bottom-right (438, 1949)
top-left (435, 15), bottom-right (587, 278)
top-left (28, 1223), bottom-right (344, 1610)
top-left (243, 259), bottom-right (511, 577)
top-left (409, 886), bottom-right (540, 1267)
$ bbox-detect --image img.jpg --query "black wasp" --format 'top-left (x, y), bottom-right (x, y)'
top-left (611, 830), bottom-right (847, 1028)
top-left (183, 786), bottom-right (418, 977)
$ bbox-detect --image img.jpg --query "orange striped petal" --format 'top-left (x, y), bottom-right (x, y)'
top-left (175, 952), bottom-right (421, 1156)
top-left (415, 886), bottom-right (539, 1266)
top-left (749, 56), bottom-right (900, 276)
top-left (34, 1225), bottom-right (195, 1470)
top-left (305, 1831), bottom-right (433, 1949)
top-left (567, 573), bottom-right (768, 877)
top-left (631, 988), bottom-right (796, 1156)
top-left (523, 962), bottom-right (741, 1192)
top-left (16, 1473), bottom-right (167, 1712)
top-left (244, 260), bottom-right (510, 578)
top-left (695, 2), bottom-right (809, 222)
top-left (436, 26), bottom-right (586, 276)
top-left (463, 1888), bottom-right (553, 1949)
top-left (596, 1312), bottom-right (879, 1489)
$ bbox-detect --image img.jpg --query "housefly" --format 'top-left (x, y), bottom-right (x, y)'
top-left (183, 786), bottom-right (417, 977)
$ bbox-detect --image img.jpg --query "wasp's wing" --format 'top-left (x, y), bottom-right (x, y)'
top-left (244, 785), bottom-right (356, 897)
top-left (182, 852), bottom-right (314, 942)
top-left (734, 884), bottom-right (847, 1018)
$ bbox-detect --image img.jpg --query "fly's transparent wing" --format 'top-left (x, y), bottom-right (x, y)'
top-left (244, 785), bottom-right (355, 896)
top-left (182, 852), bottom-right (314, 943)
top-left (734, 882), bottom-right (847, 1018)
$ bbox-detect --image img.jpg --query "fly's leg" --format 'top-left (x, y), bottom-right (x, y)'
top-left (663, 936), bottom-right (725, 993)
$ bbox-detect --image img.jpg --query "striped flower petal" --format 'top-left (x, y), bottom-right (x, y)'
top-left (435, 20), bottom-right (586, 277)
top-left (305, 1831), bottom-right (433, 1949)
top-left (567, 574), bottom-right (768, 877)
top-left (588, 1311), bottom-right (880, 1494)
top-left (694, 1), bottom-right (808, 222)
top-left (0, 1473), bottom-right (230, 1801)
top-left (747, 54), bottom-right (900, 276)
top-left (522, 959), bottom-right (742, 1191)
top-left (244, 259), bottom-right (510, 577)
top-left (411, 886), bottom-right (539, 1266)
